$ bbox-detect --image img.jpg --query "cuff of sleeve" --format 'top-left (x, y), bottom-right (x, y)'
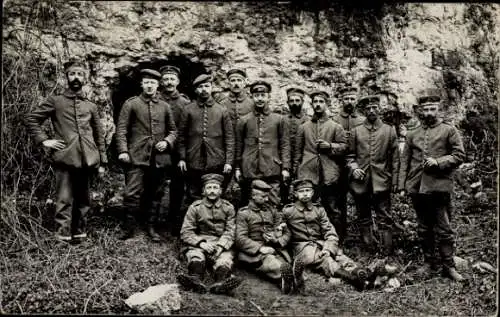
top-left (217, 239), bottom-right (232, 250)
top-left (195, 239), bottom-right (206, 247)
top-left (35, 135), bottom-right (49, 145)
top-left (435, 157), bottom-right (447, 169)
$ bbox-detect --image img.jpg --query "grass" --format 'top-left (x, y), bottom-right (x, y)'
top-left (0, 190), bottom-right (497, 315)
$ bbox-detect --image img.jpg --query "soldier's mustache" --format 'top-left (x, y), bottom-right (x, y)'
top-left (70, 79), bottom-right (81, 86)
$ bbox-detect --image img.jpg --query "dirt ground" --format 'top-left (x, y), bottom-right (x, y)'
top-left (0, 192), bottom-right (497, 315)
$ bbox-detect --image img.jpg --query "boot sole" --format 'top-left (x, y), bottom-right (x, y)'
top-left (280, 264), bottom-right (294, 294)
top-left (177, 274), bottom-right (207, 293)
top-left (209, 276), bottom-right (242, 294)
top-left (293, 259), bottom-right (306, 291)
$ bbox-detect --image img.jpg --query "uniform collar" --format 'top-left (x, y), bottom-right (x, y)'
top-left (363, 118), bottom-right (383, 131)
top-left (140, 93), bottom-right (159, 103)
top-left (197, 97), bottom-right (215, 107)
top-left (202, 198), bottom-right (222, 208)
top-left (63, 89), bottom-right (85, 99)
top-left (340, 110), bottom-right (358, 118)
top-left (161, 89), bottom-right (180, 100)
top-left (229, 91), bottom-right (248, 102)
top-left (295, 201), bottom-right (313, 211)
top-left (422, 118), bottom-right (442, 129)
top-left (253, 104), bottom-right (271, 116)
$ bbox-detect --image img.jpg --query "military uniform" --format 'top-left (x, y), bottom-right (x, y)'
top-left (235, 81), bottom-right (291, 208)
top-left (400, 115), bottom-right (465, 274)
top-left (116, 69), bottom-right (177, 239)
top-left (332, 86), bottom-right (366, 244)
top-left (236, 181), bottom-right (292, 286)
top-left (177, 74), bottom-right (234, 203)
top-left (346, 95), bottom-right (399, 254)
top-left (25, 83), bottom-right (107, 239)
top-left (294, 91), bottom-right (348, 236)
top-left (158, 65), bottom-right (191, 236)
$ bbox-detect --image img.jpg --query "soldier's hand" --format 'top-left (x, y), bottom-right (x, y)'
top-left (235, 168), bottom-right (242, 182)
top-left (118, 152), bottom-right (130, 163)
top-left (42, 139), bottom-right (66, 150)
top-left (423, 157), bottom-right (438, 169)
top-left (155, 140), bottom-right (168, 152)
top-left (392, 184), bottom-right (399, 193)
top-left (318, 249), bottom-right (330, 258)
top-left (399, 190), bottom-right (406, 197)
top-left (213, 245), bottom-right (224, 258)
top-left (98, 166), bottom-right (106, 175)
top-left (263, 232), bottom-right (278, 244)
top-left (259, 246), bottom-right (275, 254)
top-left (200, 241), bottom-right (215, 253)
top-left (352, 168), bottom-right (365, 180)
top-left (282, 170), bottom-right (290, 182)
top-left (223, 163), bottom-right (232, 174)
top-left (178, 160), bottom-right (187, 173)
top-left (317, 139), bottom-right (331, 150)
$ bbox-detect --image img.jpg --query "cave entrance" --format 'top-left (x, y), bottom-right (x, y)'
top-left (107, 54), bottom-right (206, 166)
top-left (110, 54), bottom-right (207, 122)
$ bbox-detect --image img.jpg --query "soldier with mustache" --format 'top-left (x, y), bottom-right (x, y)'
top-left (116, 69), bottom-right (177, 242)
top-left (25, 58), bottom-right (107, 242)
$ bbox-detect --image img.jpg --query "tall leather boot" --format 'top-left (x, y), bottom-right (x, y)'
top-left (177, 260), bottom-right (207, 293)
top-left (360, 225), bottom-right (376, 253)
top-left (119, 212), bottom-right (136, 240)
top-left (333, 268), bottom-right (368, 291)
top-left (380, 230), bottom-right (394, 256)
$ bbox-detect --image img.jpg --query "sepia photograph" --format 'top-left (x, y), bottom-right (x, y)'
top-left (1, 1), bottom-right (498, 315)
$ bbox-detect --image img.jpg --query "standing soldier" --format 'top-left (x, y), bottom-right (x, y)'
top-left (219, 68), bottom-right (253, 208)
top-left (284, 87), bottom-right (308, 204)
top-left (177, 174), bottom-right (242, 294)
top-left (25, 58), bottom-right (107, 242)
top-left (235, 180), bottom-right (294, 294)
top-left (158, 65), bottom-right (191, 237)
top-left (283, 179), bottom-right (372, 292)
top-left (346, 95), bottom-right (399, 255)
top-left (333, 84), bottom-right (365, 243)
top-left (177, 74), bottom-right (234, 204)
top-left (399, 90), bottom-right (465, 281)
top-left (294, 90), bottom-right (347, 241)
top-left (116, 69), bottom-right (177, 242)
top-left (235, 80), bottom-right (291, 208)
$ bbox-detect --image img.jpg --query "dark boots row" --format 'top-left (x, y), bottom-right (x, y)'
top-left (177, 261), bottom-right (242, 295)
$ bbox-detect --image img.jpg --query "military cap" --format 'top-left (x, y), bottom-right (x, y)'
top-left (286, 87), bottom-right (305, 97)
top-left (63, 58), bottom-right (86, 72)
top-left (293, 179), bottom-right (314, 190)
top-left (227, 68), bottom-right (247, 78)
top-left (193, 74), bottom-right (212, 87)
top-left (140, 69), bottom-right (162, 80)
top-left (358, 95), bottom-right (380, 107)
top-left (336, 85), bottom-right (358, 98)
top-left (309, 90), bottom-right (330, 101)
top-left (417, 88), bottom-right (441, 105)
top-left (249, 80), bottom-right (272, 93)
top-left (251, 179), bottom-right (272, 192)
top-left (159, 65), bottom-right (181, 76)
top-left (201, 173), bottom-right (224, 186)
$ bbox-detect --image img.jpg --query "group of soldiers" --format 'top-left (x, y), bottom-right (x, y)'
top-left (25, 58), bottom-right (466, 296)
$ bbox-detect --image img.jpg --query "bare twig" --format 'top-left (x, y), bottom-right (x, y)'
top-left (83, 278), bottom-right (113, 314)
top-left (249, 300), bottom-right (267, 316)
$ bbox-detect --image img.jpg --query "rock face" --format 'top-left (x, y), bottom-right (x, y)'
top-left (3, 2), bottom-right (499, 122)
top-left (124, 283), bottom-right (181, 314)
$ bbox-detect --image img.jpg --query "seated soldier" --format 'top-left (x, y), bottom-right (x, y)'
top-left (177, 173), bottom-right (242, 295)
top-left (236, 180), bottom-right (295, 294)
top-left (282, 179), bottom-right (373, 292)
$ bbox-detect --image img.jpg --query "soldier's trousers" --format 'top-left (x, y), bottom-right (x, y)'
top-left (353, 190), bottom-right (393, 231)
top-left (241, 253), bottom-right (288, 280)
top-left (411, 192), bottom-right (455, 269)
top-left (313, 182), bottom-right (344, 241)
top-left (186, 247), bottom-right (234, 271)
top-left (294, 243), bottom-right (359, 277)
top-left (169, 165), bottom-right (185, 235)
top-left (240, 176), bottom-right (281, 209)
top-left (336, 170), bottom-right (350, 242)
top-left (54, 164), bottom-right (93, 235)
top-left (123, 165), bottom-right (170, 226)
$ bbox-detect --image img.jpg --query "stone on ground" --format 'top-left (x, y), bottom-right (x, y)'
top-left (125, 283), bottom-right (181, 314)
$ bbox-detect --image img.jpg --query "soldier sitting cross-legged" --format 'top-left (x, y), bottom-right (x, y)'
top-left (177, 173), bottom-right (242, 295)
top-left (283, 179), bottom-right (374, 292)
top-left (235, 180), bottom-right (295, 294)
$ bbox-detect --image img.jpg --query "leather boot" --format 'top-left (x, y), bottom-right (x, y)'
top-left (360, 226), bottom-right (376, 252)
top-left (209, 276), bottom-right (242, 295)
top-left (214, 266), bottom-right (230, 282)
top-left (280, 263), bottom-right (294, 294)
top-left (119, 213), bottom-right (136, 240)
top-left (333, 268), bottom-right (367, 291)
top-left (188, 260), bottom-right (206, 280)
top-left (147, 226), bottom-right (161, 242)
top-left (177, 274), bottom-right (207, 293)
top-left (292, 258), bottom-right (306, 293)
top-left (380, 230), bottom-right (393, 256)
